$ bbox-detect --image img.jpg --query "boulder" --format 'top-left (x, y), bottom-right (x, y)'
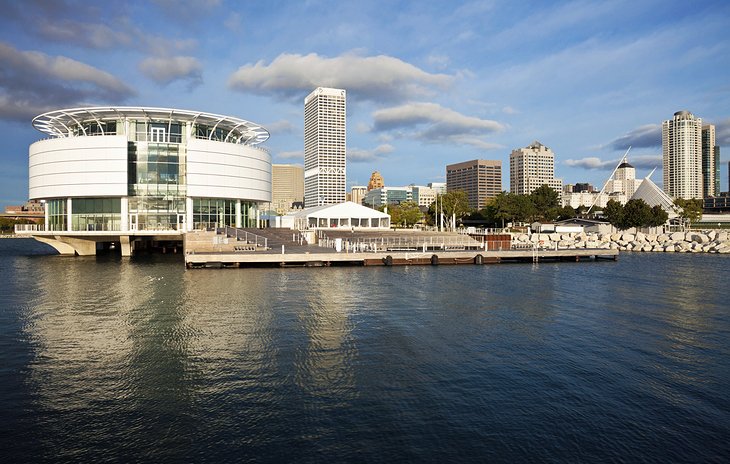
top-left (670, 232), bottom-right (685, 241)
top-left (549, 233), bottom-right (561, 242)
top-left (622, 233), bottom-right (635, 242)
top-left (691, 233), bottom-right (709, 244)
top-left (657, 234), bottom-right (670, 243)
top-left (611, 233), bottom-right (622, 242)
top-left (635, 232), bottom-right (646, 242)
top-left (717, 232), bottom-right (728, 242)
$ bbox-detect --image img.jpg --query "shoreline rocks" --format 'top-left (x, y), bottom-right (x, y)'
top-left (511, 230), bottom-right (730, 254)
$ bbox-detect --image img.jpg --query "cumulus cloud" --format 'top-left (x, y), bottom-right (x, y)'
top-left (266, 119), bottom-right (297, 135)
top-left (565, 154), bottom-right (662, 170)
top-left (608, 124), bottom-right (661, 150)
top-left (371, 102), bottom-right (505, 149)
top-left (139, 56), bottom-right (202, 87)
top-left (348, 144), bottom-right (394, 163)
top-left (0, 42), bottom-right (134, 121)
top-left (228, 52), bottom-right (452, 102)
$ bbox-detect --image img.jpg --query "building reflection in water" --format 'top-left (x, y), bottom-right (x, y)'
top-left (295, 269), bottom-right (358, 402)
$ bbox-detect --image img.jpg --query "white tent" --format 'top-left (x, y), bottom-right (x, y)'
top-left (286, 201), bottom-right (390, 229)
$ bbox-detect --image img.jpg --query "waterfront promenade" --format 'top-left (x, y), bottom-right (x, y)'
top-left (183, 228), bottom-right (617, 268)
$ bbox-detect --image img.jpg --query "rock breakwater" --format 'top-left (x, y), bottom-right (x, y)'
top-left (512, 231), bottom-right (730, 253)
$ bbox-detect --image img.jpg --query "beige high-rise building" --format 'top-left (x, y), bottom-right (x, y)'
top-left (662, 110), bottom-right (702, 199)
top-left (446, 159), bottom-right (502, 210)
top-left (367, 171), bottom-right (384, 190)
top-left (509, 141), bottom-right (562, 196)
top-left (702, 124), bottom-right (719, 197)
top-left (350, 186), bottom-right (367, 205)
top-left (605, 159), bottom-right (641, 203)
top-left (304, 87), bottom-right (346, 207)
top-left (271, 164), bottom-right (304, 214)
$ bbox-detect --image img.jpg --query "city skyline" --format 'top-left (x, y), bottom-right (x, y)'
top-left (1, 0), bottom-right (729, 209)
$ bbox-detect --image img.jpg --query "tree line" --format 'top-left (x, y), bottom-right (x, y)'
top-left (378, 185), bottom-right (702, 230)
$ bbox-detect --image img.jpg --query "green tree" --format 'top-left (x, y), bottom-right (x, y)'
top-left (647, 205), bottom-right (669, 228)
top-left (388, 201), bottom-right (423, 227)
top-left (530, 185), bottom-right (560, 221)
top-left (434, 191), bottom-right (471, 227)
top-left (603, 199), bottom-right (625, 229)
top-left (674, 198), bottom-right (703, 225)
top-left (620, 199), bottom-right (653, 229)
top-left (557, 205), bottom-right (576, 221)
top-left (486, 192), bottom-right (535, 227)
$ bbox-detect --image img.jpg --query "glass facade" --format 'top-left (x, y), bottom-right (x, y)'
top-left (47, 199), bottom-right (66, 231)
top-left (72, 198), bottom-right (121, 231)
top-left (128, 142), bottom-right (186, 197)
top-left (192, 199), bottom-right (258, 229)
top-left (129, 197), bottom-right (185, 231)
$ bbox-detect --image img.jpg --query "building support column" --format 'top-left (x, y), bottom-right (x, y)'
top-left (66, 198), bottom-right (73, 231)
top-left (120, 235), bottom-right (132, 257)
top-left (121, 197), bottom-right (129, 231)
top-left (235, 200), bottom-right (242, 228)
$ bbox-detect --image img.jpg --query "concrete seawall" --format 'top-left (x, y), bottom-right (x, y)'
top-left (513, 230), bottom-right (730, 254)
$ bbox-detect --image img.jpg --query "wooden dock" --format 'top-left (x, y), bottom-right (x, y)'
top-left (185, 248), bottom-right (618, 268)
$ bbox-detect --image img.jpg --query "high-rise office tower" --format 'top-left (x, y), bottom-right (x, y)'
top-left (701, 124), bottom-right (719, 197)
top-left (446, 159), bottom-right (502, 210)
top-left (304, 87), bottom-right (346, 207)
top-left (662, 110), bottom-right (703, 199)
top-left (271, 164), bottom-right (304, 214)
top-left (509, 141), bottom-right (562, 196)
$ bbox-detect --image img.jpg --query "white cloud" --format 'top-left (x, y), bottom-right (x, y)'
top-left (371, 102), bottom-right (505, 149)
top-left (565, 154), bottom-right (661, 170)
top-left (348, 144), bottom-right (395, 163)
top-left (35, 17), bottom-right (197, 55)
top-left (228, 52), bottom-right (452, 102)
top-left (0, 42), bottom-right (134, 121)
top-left (139, 56), bottom-right (202, 86)
top-left (266, 119), bottom-right (297, 135)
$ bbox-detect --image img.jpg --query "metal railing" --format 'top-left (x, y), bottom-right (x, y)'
top-left (217, 226), bottom-right (268, 249)
top-left (317, 234), bottom-right (483, 252)
top-left (15, 224), bottom-right (45, 233)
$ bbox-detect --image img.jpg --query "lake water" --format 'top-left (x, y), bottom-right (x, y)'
top-left (1, 238), bottom-right (729, 463)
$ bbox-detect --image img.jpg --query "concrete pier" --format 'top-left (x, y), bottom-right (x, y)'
top-left (185, 248), bottom-right (618, 268)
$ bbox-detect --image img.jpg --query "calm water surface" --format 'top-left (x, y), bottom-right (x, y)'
top-left (1, 238), bottom-right (729, 463)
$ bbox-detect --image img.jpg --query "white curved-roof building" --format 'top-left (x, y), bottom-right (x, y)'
top-left (21, 106), bottom-right (272, 255)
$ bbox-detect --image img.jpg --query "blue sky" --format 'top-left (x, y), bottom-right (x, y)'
top-left (1, 0), bottom-right (729, 209)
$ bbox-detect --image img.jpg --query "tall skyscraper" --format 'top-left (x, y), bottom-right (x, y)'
top-left (304, 87), bottom-right (346, 207)
top-left (701, 124), bottom-right (719, 197)
top-left (446, 159), bottom-right (502, 210)
top-left (271, 164), bottom-right (304, 214)
top-left (662, 110), bottom-right (703, 199)
top-left (509, 141), bottom-right (562, 196)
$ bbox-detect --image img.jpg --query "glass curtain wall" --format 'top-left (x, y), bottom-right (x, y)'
top-left (47, 199), bottom-right (67, 231)
top-left (71, 198), bottom-right (121, 231)
top-left (192, 199), bottom-right (258, 229)
top-left (127, 126), bottom-right (186, 230)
